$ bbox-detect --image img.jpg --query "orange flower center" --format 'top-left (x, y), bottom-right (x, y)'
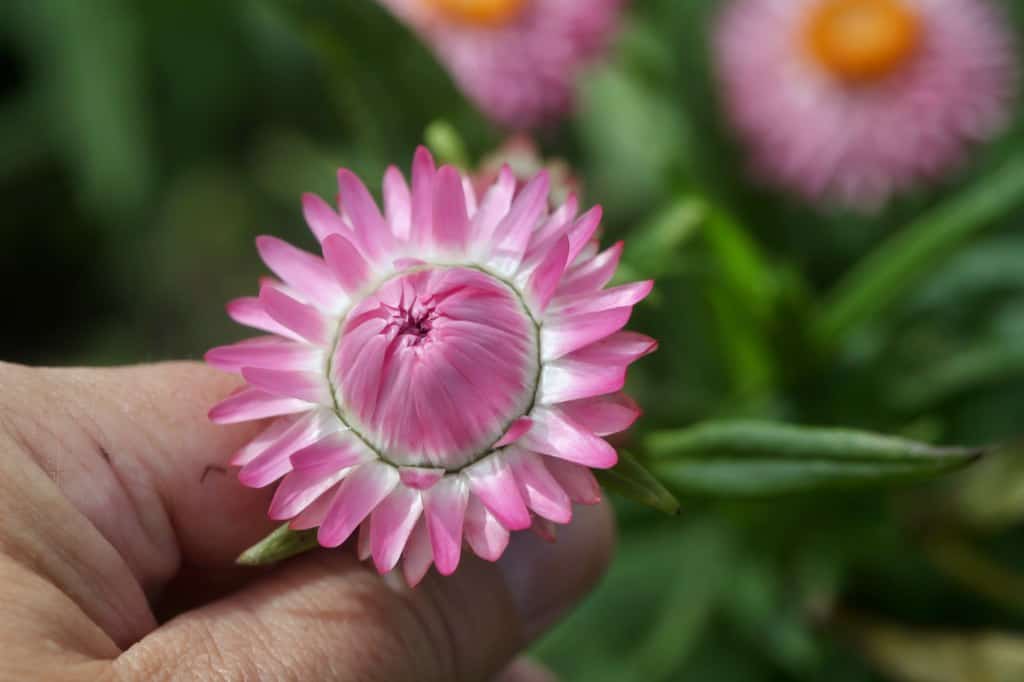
top-left (427, 0), bottom-right (527, 27)
top-left (805, 0), bottom-right (921, 82)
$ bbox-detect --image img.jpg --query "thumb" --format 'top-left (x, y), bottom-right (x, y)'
top-left (116, 502), bottom-right (613, 682)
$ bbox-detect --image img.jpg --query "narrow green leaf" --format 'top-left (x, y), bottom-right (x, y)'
top-left (646, 421), bottom-right (982, 496)
top-left (237, 523), bottom-right (320, 566)
top-left (596, 450), bottom-right (681, 515)
top-left (617, 196), bottom-right (706, 281)
top-left (814, 155), bottom-right (1024, 347)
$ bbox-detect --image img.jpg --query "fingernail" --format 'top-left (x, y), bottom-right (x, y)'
top-left (497, 502), bottom-right (614, 641)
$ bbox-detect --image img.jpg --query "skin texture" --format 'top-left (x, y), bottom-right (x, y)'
top-left (0, 361), bottom-right (613, 681)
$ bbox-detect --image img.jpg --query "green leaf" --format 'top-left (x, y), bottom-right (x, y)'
top-left (596, 450), bottom-right (681, 515)
top-left (813, 155), bottom-right (1024, 348)
top-left (646, 421), bottom-right (983, 496)
top-left (237, 523), bottom-right (320, 566)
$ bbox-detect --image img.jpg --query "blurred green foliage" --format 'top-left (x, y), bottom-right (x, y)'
top-left (4, 1), bottom-right (1024, 680)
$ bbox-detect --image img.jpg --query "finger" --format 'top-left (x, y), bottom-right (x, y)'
top-left (494, 658), bottom-right (559, 682)
top-left (117, 502), bottom-right (614, 682)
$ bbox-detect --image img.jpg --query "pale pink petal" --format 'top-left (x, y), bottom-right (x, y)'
top-left (537, 355), bottom-right (626, 404)
top-left (410, 146), bottom-right (436, 248)
top-left (226, 297), bottom-right (303, 342)
top-left (521, 406), bottom-right (618, 469)
top-left (550, 280), bottom-right (654, 316)
top-left (545, 457), bottom-right (602, 505)
top-left (241, 367), bottom-right (332, 405)
top-left (464, 454), bottom-right (532, 530)
top-left (259, 284), bottom-right (331, 345)
top-left (566, 206), bottom-right (603, 264)
top-left (464, 496), bottom-right (509, 562)
top-left (230, 416), bottom-right (298, 466)
top-left (493, 417), bottom-right (533, 448)
top-left (337, 169), bottom-right (396, 262)
top-left (488, 172), bottom-right (550, 276)
top-left (255, 235), bottom-right (345, 311)
top-left (358, 520), bottom-right (372, 561)
top-left (402, 517), bottom-right (434, 587)
top-left (322, 233), bottom-right (373, 294)
top-left (399, 467), bottom-right (446, 490)
top-left (269, 463), bottom-right (350, 520)
top-left (371, 485), bottom-right (423, 573)
top-left (303, 192), bottom-right (347, 241)
top-left (470, 165), bottom-right (516, 251)
top-left (423, 476), bottom-right (469, 576)
top-left (525, 236), bottom-right (569, 315)
top-left (557, 241), bottom-right (623, 296)
top-left (206, 338), bottom-right (321, 374)
top-left (383, 165), bottom-right (412, 240)
top-left (290, 430), bottom-right (373, 470)
top-left (558, 393), bottom-right (641, 436)
top-left (208, 387), bottom-right (310, 424)
top-left (238, 411), bottom-right (330, 487)
top-left (290, 483), bottom-right (338, 530)
top-left (432, 165), bottom-right (471, 252)
top-left (318, 462), bottom-right (399, 548)
top-left (541, 307), bottom-right (632, 361)
top-left (509, 449), bottom-right (572, 524)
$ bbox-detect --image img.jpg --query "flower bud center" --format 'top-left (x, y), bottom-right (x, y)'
top-left (426, 0), bottom-right (527, 27)
top-left (332, 266), bottom-right (539, 470)
top-left (805, 0), bottom-right (921, 83)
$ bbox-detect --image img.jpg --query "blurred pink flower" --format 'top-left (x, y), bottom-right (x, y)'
top-left (207, 147), bottom-right (654, 585)
top-left (376, 0), bottom-right (625, 128)
top-left (715, 0), bottom-right (1017, 209)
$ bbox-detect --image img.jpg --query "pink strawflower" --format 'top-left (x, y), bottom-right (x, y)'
top-left (376, 0), bottom-right (625, 128)
top-left (715, 0), bottom-right (1016, 209)
top-left (208, 147), bottom-right (654, 585)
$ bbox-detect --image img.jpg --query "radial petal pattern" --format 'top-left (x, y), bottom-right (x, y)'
top-left (208, 147), bottom-right (654, 585)
top-left (715, 0), bottom-right (1016, 209)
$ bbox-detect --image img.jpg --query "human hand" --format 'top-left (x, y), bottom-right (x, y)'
top-left (0, 362), bottom-right (613, 681)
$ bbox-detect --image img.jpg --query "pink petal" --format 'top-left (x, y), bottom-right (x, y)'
top-left (545, 457), bottom-right (602, 505)
top-left (424, 476), bottom-right (469, 576)
top-left (259, 285), bottom-right (330, 345)
top-left (290, 430), bottom-right (373, 471)
top-left (371, 485), bottom-right (423, 573)
top-left (541, 307), bottom-right (632, 361)
top-left (509, 449), bottom-right (572, 524)
top-left (290, 483), bottom-right (338, 530)
top-left (208, 387), bottom-right (310, 424)
top-left (317, 462), bottom-right (399, 548)
top-left (358, 520), bottom-right (372, 561)
top-left (241, 367), bottom-right (331, 405)
top-left (489, 171), bottom-right (550, 276)
top-left (402, 518), bottom-right (434, 588)
top-left (557, 241), bottom-right (623, 296)
top-left (322, 233), bottom-right (373, 294)
top-left (237, 411), bottom-right (329, 487)
top-left (568, 330), bottom-right (659, 364)
top-left (464, 454), bottom-right (532, 530)
top-left (410, 146), bottom-right (436, 248)
top-left (538, 354), bottom-right (626, 404)
top-left (464, 496), bottom-right (509, 562)
top-left (559, 393), bottom-right (642, 436)
top-left (567, 206), bottom-right (603, 264)
top-left (525, 236), bottom-right (569, 315)
top-left (205, 338), bottom-right (321, 373)
top-left (302, 192), bottom-right (347, 241)
top-left (470, 165), bottom-right (516, 249)
top-left (269, 463), bottom-right (349, 520)
top-left (551, 280), bottom-right (654, 316)
top-left (431, 165), bottom-right (471, 252)
top-left (521, 407), bottom-right (618, 469)
top-left (230, 416), bottom-right (298, 466)
top-left (399, 467), bottom-right (446, 490)
top-left (493, 417), bottom-right (533, 448)
top-left (255, 235), bottom-right (344, 311)
top-left (337, 169), bottom-right (395, 261)
top-left (383, 165), bottom-right (412, 240)
top-left (225, 297), bottom-right (303, 342)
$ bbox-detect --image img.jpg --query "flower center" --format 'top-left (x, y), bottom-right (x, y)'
top-left (426, 0), bottom-right (527, 27)
top-left (331, 266), bottom-right (539, 470)
top-left (804, 0), bottom-right (921, 83)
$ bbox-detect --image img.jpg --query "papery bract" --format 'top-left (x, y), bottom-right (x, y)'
top-left (208, 147), bottom-right (654, 585)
